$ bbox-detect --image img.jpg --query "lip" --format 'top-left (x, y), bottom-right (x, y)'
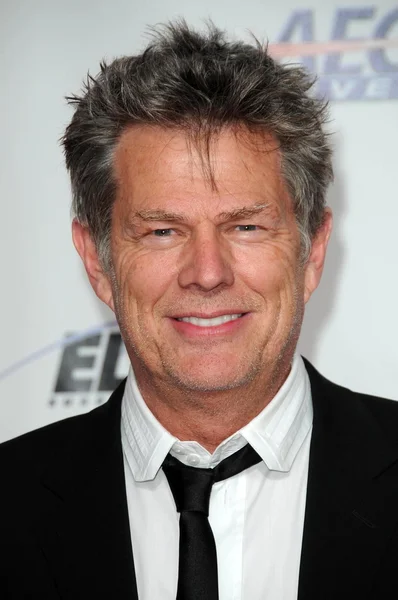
top-left (168, 312), bottom-right (251, 338)
top-left (169, 310), bottom-right (248, 319)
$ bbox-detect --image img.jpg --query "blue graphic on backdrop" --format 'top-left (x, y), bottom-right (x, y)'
top-left (274, 7), bottom-right (398, 100)
top-left (0, 321), bottom-right (128, 409)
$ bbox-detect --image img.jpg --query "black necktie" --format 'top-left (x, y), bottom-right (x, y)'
top-left (162, 443), bottom-right (262, 600)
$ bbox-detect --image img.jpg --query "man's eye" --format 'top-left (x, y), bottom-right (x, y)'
top-left (153, 229), bottom-right (173, 236)
top-left (236, 224), bottom-right (258, 232)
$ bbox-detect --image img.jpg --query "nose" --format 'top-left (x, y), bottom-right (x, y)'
top-left (178, 227), bottom-right (234, 292)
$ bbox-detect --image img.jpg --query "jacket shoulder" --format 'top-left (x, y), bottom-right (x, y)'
top-left (304, 358), bottom-right (398, 440)
top-left (0, 380), bottom-right (126, 480)
top-left (0, 406), bottom-right (99, 478)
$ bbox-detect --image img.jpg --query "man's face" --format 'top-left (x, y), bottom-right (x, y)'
top-left (76, 125), bottom-right (330, 393)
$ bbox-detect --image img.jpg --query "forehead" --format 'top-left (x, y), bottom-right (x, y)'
top-left (113, 125), bottom-right (291, 215)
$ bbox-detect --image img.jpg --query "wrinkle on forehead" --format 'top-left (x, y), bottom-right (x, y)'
top-left (114, 122), bottom-right (282, 195)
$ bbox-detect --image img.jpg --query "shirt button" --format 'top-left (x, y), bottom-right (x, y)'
top-left (187, 454), bottom-right (200, 466)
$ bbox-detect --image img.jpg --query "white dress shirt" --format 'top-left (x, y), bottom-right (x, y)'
top-left (121, 354), bottom-right (313, 600)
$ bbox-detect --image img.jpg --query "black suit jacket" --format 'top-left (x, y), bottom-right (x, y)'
top-left (1, 360), bottom-right (398, 599)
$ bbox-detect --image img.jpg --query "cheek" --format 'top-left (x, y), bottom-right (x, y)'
top-left (238, 244), bottom-right (301, 299)
top-left (114, 248), bottom-right (178, 313)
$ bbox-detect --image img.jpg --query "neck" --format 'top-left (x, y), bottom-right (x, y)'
top-left (132, 360), bottom-right (292, 453)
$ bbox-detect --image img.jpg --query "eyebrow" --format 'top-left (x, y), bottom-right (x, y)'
top-left (132, 209), bottom-right (188, 222)
top-left (131, 203), bottom-right (271, 223)
top-left (217, 203), bottom-right (271, 220)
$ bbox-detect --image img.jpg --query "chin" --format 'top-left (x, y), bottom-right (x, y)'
top-left (162, 361), bottom-right (261, 393)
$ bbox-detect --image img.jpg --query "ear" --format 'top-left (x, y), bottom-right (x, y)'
top-left (72, 219), bottom-right (115, 311)
top-left (303, 208), bottom-right (333, 304)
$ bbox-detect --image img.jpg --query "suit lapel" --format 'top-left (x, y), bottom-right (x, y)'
top-left (298, 362), bottom-right (398, 600)
top-left (36, 382), bottom-right (139, 600)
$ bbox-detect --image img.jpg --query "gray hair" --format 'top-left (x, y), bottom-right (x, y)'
top-left (62, 21), bottom-right (333, 271)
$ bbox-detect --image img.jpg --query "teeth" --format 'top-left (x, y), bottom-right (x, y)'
top-left (177, 314), bottom-right (243, 327)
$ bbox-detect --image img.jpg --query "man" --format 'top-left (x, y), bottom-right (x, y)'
top-left (1, 21), bottom-right (398, 600)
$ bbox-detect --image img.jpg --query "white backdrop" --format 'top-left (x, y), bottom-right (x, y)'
top-left (1, 0), bottom-right (397, 443)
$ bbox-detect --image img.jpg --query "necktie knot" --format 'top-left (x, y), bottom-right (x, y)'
top-left (163, 444), bottom-right (262, 517)
top-left (162, 456), bottom-right (215, 515)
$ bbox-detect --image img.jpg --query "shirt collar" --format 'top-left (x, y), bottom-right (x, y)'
top-left (121, 354), bottom-right (312, 482)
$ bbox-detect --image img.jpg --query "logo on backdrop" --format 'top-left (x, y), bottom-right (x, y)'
top-left (272, 6), bottom-right (398, 100)
top-left (49, 326), bottom-right (129, 409)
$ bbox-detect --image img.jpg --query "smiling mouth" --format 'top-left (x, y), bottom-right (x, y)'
top-left (175, 313), bottom-right (244, 327)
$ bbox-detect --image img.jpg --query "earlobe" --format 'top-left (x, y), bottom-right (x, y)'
top-left (303, 209), bottom-right (333, 304)
top-left (71, 219), bottom-right (115, 311)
